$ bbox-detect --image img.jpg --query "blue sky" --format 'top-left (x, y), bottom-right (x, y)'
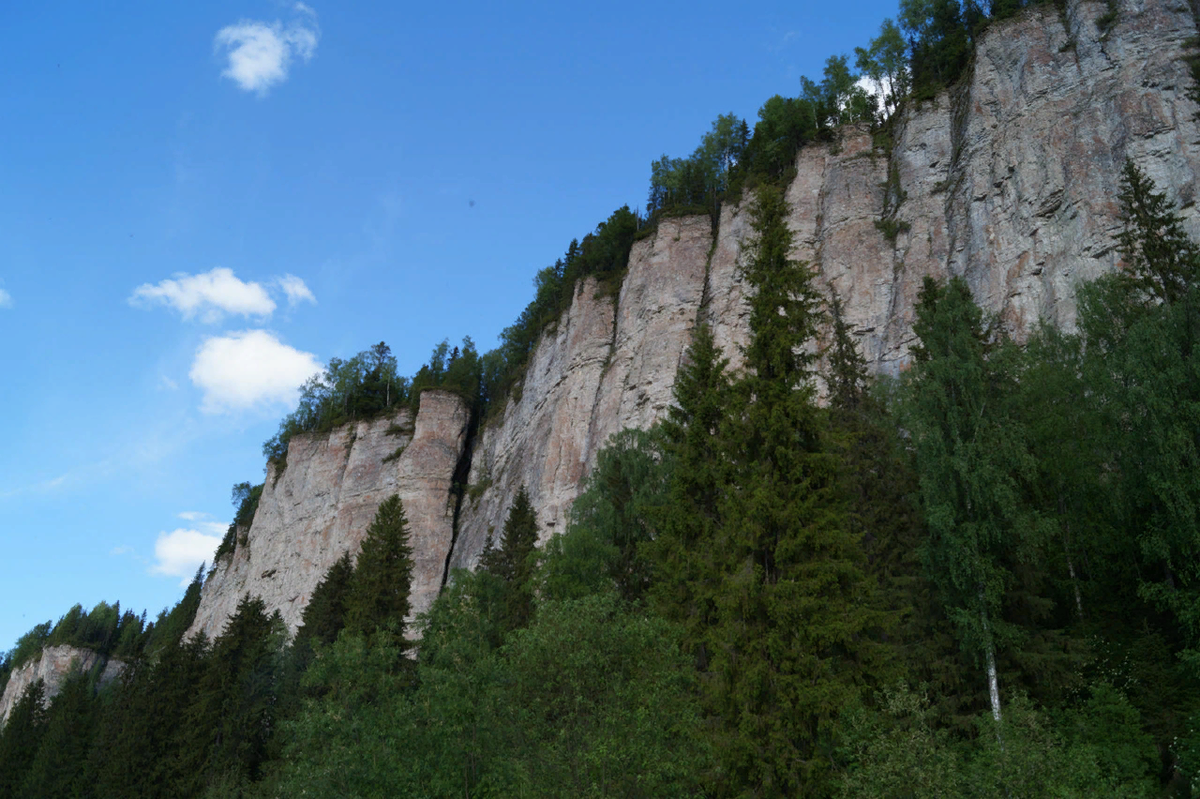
top-left (1, 0), bottom-right (899, 652)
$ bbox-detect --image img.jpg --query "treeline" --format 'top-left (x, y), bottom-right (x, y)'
top-left (646, 0), bottom-right (1074, 223)
top-left (2, 161), bottom-right (1197, 797)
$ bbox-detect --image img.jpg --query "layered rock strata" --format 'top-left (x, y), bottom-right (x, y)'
top-left (188, 0), bottom-right (1200, 630)
top-left (452, 0), bottom-right (1200, 568)
top-left (0, 646), bottom-right (124, 726)
top-left (187, 389), bottom-right (470, 640)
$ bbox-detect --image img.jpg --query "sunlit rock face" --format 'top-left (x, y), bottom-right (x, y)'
top-left (0, 646), bottom-right (124, 726)
top-left (190, 0), bottom-right (1199, 633)
top-left (187, 389), bottom-right (470, 641)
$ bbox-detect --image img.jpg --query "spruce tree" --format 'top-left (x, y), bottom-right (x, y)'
top-left (296, 552), bottom-right (354, 647)
top-left (480, 486), bottom-right (539, 632)
top-left (708, 186), bottom-right (884, 795)
top-left (344, 494), bottom-right (416, 647)
top-left (649, 321), bottom-right (730, 667)
top-left (0, 680), bottom-right (47, 799)
top-left (19, 671), bottom-right (96, 797)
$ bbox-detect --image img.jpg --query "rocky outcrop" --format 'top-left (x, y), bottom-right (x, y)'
top-left (0, 646), bottom-right (124, 726)
top-left (186, 0), bottom-right (1200, 629)
top-left (452, 0), bottom-right (1200, 568)
top-left (452, 215), bottom-right (713, 568)
top-left (187, 389), bottom-right (470, 640)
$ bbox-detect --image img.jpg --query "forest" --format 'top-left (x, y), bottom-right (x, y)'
top-left (2, 0), bottom-right (1199, 794)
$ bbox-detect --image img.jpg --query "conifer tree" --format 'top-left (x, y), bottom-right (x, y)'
top-left (0, 680), bottom-right (47, 799)
top-left (649, 321), bottom-right (730, 666)
top-left (480, 486), bottom-right (539, 632)
top-left (296, 552), bottom-right (354, 647)
top-left (344, 494), bottom-right (416, 648)
top-left (708, 186), bottom-right (884, 794)
top-left (20, 671), bottom-right (96, 797)
top-left (177, 596), bottom-right (281, 793)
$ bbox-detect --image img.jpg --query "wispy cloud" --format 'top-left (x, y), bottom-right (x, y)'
top-left (150, 524), bottom-right (226, 585)
top-left (0, 287), bottom-right (11, 308)
top-left (278, 274), bottom-right (317, 307)
top-left (215, 4), bottom-right (320, 96)
top-left (189, 329), bottom-right (322, 414)
top-left (130, 267), bottom-right (276, 322)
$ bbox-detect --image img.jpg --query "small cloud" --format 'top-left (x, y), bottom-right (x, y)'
top-left (110, 545), bottom-right (133, 557)
top-left (0, 288), bottom-right (11, 308)
top-left (189, 329), bottom-right (322, 414)
top-left (214, 7), bottom-right (320, 96)
top-left (151, 527), bottom-right (225, 585)
top-left (130, 267), bottom-right (276, 322)
top-left (178, 511), bottom-right (209, 521)
top-left (278, 274), bottom-right (316, 307)
top-left (158, 375), bottom-right (179, 391)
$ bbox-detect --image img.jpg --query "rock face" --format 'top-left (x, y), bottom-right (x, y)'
top-left (189, 0), bottom-right (1200, 630)
top-left (451, 215), bottom-right (713, 568)
top-left (0, 646), bottom-right (124, 726)
top-left (187, 389), bottom-right (470, 640)
top-left (453, 0), bottom-right (1200, 569)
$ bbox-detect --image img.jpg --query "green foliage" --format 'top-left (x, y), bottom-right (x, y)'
top-left (856, 19), bottom-right (910, 116)
top-left (648, 322), bottom-right (731, 666)
top-left (19, 671), bottom-right (97, 798)
top-left (483, 206), bottom-right (641, 420)
top-left (294, 552), bottom-right (353, 648)
top-left (539, 428), bottom-right (671, 603)
top-left (840, 684), bottom-right (1157, 798)
top-left (0, 680), bottom-right (46, 798)
top-left (262, 341), bottom-right (408, 464)
top-left (875, 217), bottom-right (912, 240)
top-left (900, 0), bottom-right (973, 98)
top-left (1076, 163), bottom-right (1200, 661)
top-left (215, 481), bottom-right (264, 563)
top-left (142, 566), bottom-right (205, 656)
top-left (7, 620), bottom-right (51, 671)
top-left (697, 187), bottom-right (888, 794)
top-left (343, 494), bottom-right (415, 651)
top-left (478, 485), bottom-right (540, 633)
top-left (647, 112), bottom-right (748, 217)
top-left (181, 597), bottom-right (285, 790)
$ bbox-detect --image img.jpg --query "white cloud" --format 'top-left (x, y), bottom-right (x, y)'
top-left (278, 274), bottom-right (316, 307)
top-left (0, 288), bottom-right (11, 308)
top-left (130, 267), bottom-right (276, 322)
top-left (190, 329), bottom-right (322, 414)
top-left (151, 526), bottom-right (225, 585)
top-left (214, 7), bottom-right (320, 96)
top-left (178, 511), bottom-right (209, 521)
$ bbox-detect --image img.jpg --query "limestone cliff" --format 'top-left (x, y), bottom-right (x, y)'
top-left (187, 389), bottom-right (470, 640)
top-left (453, 0), bottom-right (1200, 567)
top-left (0, 646), bottom-right (124, 725)
top-left (187, 0), bottom-right (1200, 629)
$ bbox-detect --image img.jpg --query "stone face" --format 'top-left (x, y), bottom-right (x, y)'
top-left (187, 389), bottom-right (470, 641)
top-left (0, 646), bottom-right (124, 726)
top-left (452, 215), bottom-right (713, 571)
top-left (187, 0), bottom-right (1199, 633)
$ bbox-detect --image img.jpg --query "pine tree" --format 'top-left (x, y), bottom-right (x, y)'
top-left (344, 494), bottom-right (416, 648)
